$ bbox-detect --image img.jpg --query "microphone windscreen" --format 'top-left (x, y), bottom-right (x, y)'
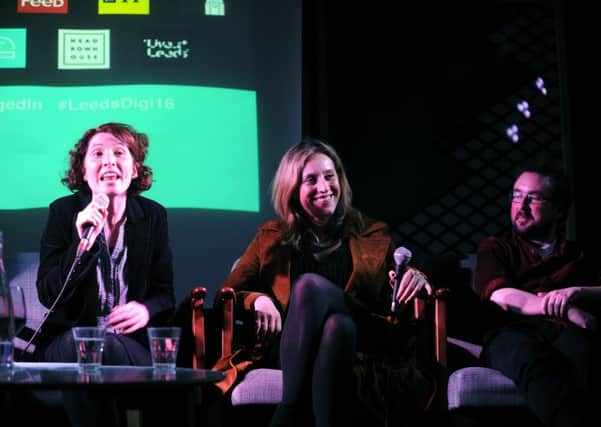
top-left (393, 246), bottom-right (412, 266)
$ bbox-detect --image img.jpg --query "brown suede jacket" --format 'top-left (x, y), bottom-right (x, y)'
top-left (211, 218), bottom-right (429, 398)
top-left (217, 217), bottom-right (396, 319)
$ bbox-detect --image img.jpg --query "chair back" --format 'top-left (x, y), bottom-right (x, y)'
top-left (191, 286), bottom-right (207, 369)
top-left (8, 252), bottom-right (45, 355)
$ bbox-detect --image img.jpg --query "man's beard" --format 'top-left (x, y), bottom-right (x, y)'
top-left (513, 217), bottom-right (555, 242)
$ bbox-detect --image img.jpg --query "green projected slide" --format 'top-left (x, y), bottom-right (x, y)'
top-left (0, 84), bottom-right (259, 211)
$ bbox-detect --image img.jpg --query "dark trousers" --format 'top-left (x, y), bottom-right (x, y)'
top-left (38, 329), bottom-right (151, 365)
top-left (480, 319), bottom-right (600, 427)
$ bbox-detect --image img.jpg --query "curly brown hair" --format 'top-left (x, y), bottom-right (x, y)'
top-left (62, 122), bottom-right (153, 195)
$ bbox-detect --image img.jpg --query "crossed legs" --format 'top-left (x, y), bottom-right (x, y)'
top-left (271, 273), bottom-right (356, 427)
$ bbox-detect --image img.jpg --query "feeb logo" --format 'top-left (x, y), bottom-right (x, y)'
top-left (17, 0), bottom-right (69, 14)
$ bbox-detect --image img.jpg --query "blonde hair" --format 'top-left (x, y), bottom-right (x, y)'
top-left (271, 138), bottom-right (360, 246)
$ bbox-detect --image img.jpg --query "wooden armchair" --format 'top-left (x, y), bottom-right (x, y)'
top-left (190, 286), bottom-right (450, 426)
top-left (190, 286), bottom-right (208, 369)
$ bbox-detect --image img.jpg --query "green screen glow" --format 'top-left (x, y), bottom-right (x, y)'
top-left (0, 84), bottom-right (259, 211)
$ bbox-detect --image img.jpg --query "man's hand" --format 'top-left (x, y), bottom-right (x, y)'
top-left (566, 306), bottom-right (598, 331)
top-left (537, 287), bottom-right (581, 318)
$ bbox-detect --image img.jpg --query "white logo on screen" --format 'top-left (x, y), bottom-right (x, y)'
top-left (205, 0), bottom-right (225, 16)
top-left (0, 37), bottom-right (17, 60)
top-left (58, 29), bottom-right (110, 70)
top-left (20, 0), bottom-right (65, 7)
top-left (143, 39), bottom-right (189, 59)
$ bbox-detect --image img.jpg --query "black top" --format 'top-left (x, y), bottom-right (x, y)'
top-left (291, 240), bottom-right (353, 288)
top-left (36, 192), bottom-right (175, 347)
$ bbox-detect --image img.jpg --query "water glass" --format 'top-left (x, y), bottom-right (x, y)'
top-left (147, 327), bottom-right (181, 371)
top-left (72, 326), bottom-right (106, 372)
top-left (0, 284), bottom-right (26, 370)
top-left (0, 340), bottom-right (13, 370)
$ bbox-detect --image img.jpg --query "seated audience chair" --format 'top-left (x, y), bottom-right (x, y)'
top-left (10, 251), bottom-right (48, 359)
top-left (4, 251), bottom-right (68, 423)
top-left (424, 253), bottom-right (542, 427)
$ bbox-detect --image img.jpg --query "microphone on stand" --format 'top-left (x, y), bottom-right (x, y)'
top-left (76, 193), bottom-right (109, 259)
top-left (391, 246), bottom-right (412, 313)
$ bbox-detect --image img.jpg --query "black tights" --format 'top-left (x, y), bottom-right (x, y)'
top-left (271, 273), bottom-right (356, 427)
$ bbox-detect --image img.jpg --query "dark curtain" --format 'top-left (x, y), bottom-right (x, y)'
top-left (302, 0), bottom-right (330, 140)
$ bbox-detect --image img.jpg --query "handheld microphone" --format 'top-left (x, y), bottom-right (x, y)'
top-left (391, 246), bottom-right (412, 313)
top-left (76, 193), bottom-right (109, 258)
top-left (23, 193), bottom-right (109, 354)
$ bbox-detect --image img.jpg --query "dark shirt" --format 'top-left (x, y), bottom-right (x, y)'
top-left (474, 229), bottom-right (601, 329)
top-left (475, 230), bottom-right (601, 300)
top-left (37, 192), bottom-right (175, 347)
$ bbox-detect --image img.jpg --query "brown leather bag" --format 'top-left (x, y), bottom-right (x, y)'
top-left (211, 348), bottom-right (254, 394)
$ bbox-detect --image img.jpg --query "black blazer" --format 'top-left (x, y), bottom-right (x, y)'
top-left (36, 192), bottom-right (175, 347)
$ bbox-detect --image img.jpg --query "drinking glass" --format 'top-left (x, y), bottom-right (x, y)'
top-left (0, 284), bottom-right (27, 369)
top-left (72, 326), bottom-right (106, 372)
top-left (147, 327), bottom-right (181, 372)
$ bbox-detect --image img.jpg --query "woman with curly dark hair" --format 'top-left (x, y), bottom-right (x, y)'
top-left (35, 122), bottom-right (175, 426)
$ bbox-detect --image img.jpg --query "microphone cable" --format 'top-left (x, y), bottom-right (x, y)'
top-left (22, 253), bottom-right (83, 355)
top-left (23, 193), bottom-right (108, 354)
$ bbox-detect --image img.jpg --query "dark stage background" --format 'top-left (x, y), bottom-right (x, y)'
top-left (303, 1), bottom-right (583, 267)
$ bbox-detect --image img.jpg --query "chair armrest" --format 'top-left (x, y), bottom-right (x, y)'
top-left (190, 286), bottom-right (207, 369)
top-left (413, 293), bottom-right (427, 320)
top-left (433, 288), bottom-right (450, 369)
top-left (421, 287), bottom-right (450, 411)
top-left (217, 287), bottom-right (236, 357)
top-left (412, 288), bottom-right (450, 367)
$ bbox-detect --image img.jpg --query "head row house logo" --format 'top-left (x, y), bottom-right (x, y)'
top-left (58, 29), bottom-right (110, 70)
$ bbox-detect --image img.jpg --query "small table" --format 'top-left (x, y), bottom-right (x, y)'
top-left (0, 362), bottom-right (224, 426)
